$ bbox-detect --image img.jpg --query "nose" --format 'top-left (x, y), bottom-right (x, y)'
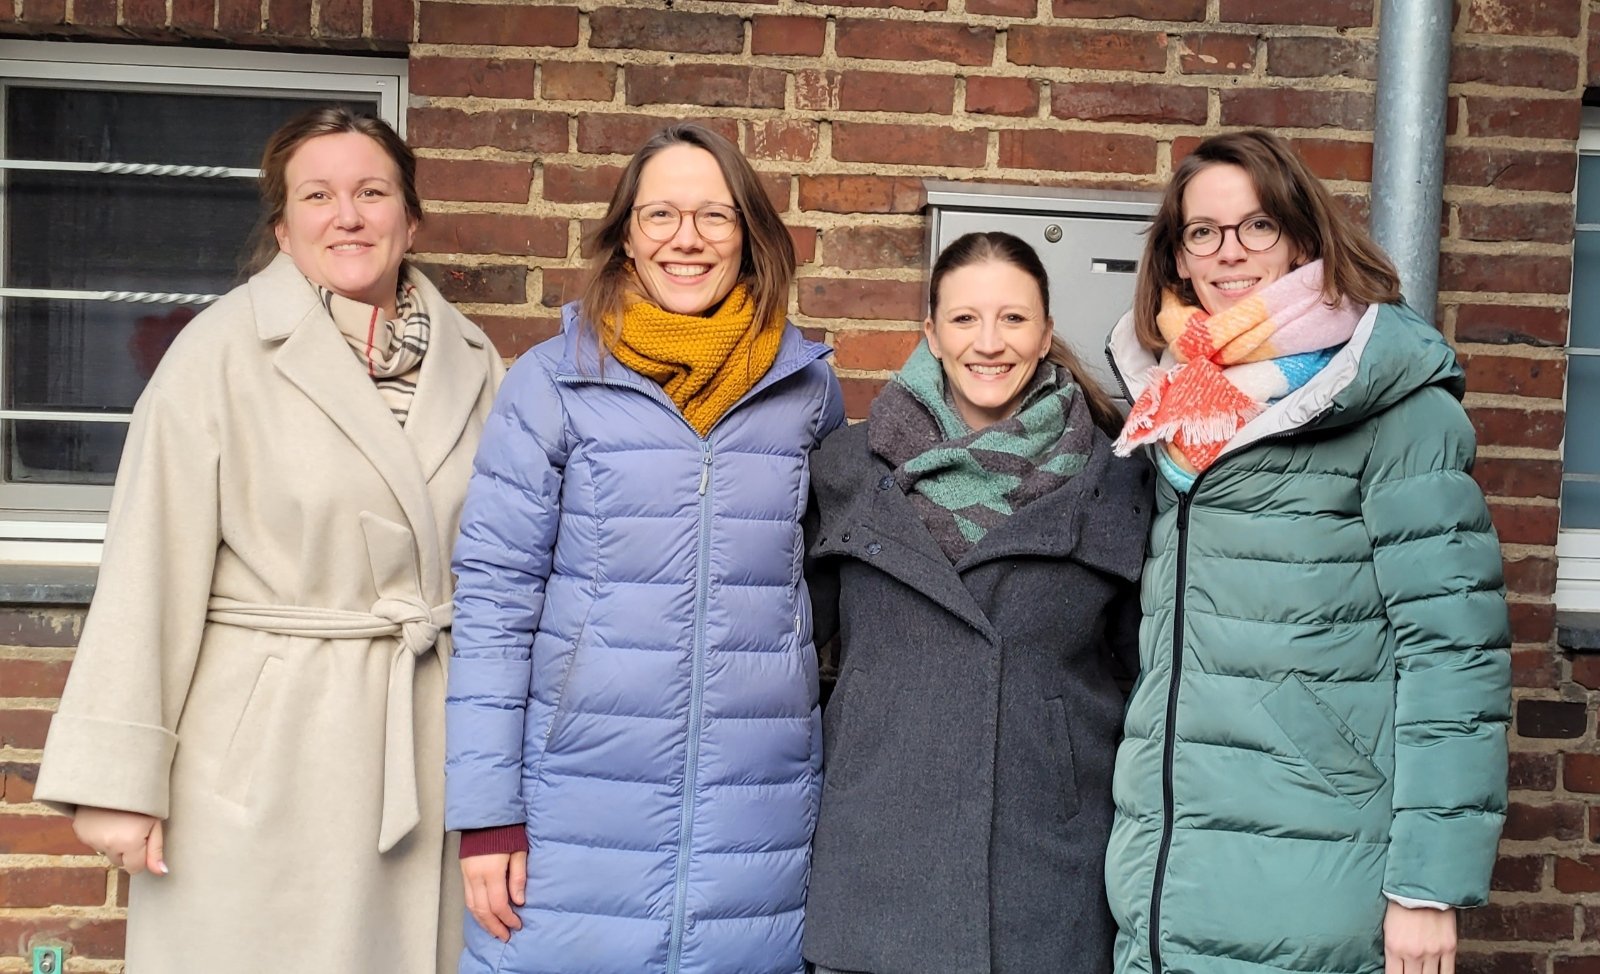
top-left (1215, 225), bottom-right (1247, 261)
top-left (334, 194), bottom-right (363, 230)
top-left (667, 211), bottom-right (705, 251)
top-left (973, 318), bottom-right (1006, 354)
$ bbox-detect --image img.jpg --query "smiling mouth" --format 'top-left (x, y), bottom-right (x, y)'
top-left (1213, 278), bottom-right (1261, 292)
top-left (330, 243), bottom-right (371, 252)
top-left (663, 264), bottom-right (711, 278)
top-left (967, 363), bottom-right (1014, 376)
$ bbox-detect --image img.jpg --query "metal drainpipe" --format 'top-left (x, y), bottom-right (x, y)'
top-left (1370, 0), bottom-right (1454, 323)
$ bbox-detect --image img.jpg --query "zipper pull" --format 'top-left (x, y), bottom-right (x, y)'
top-left (698, 451), bottom-right (712, 496)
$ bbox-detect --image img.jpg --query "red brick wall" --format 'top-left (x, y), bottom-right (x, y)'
top-left (1, 0), bottom-right (1596, 969)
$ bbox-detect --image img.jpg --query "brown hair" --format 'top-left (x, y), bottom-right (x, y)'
top-left (928, 231), bottom-right (1122, 433)
top-left (579, 123), bottom-right (795, 359)
top-left (242, 105), bottom-right (421, 276)
top-left (1130, 129), bottom-right (1402, 352)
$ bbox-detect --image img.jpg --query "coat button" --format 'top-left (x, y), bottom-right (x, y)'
top-left (878, 475), bottom-right (894, 490)
top-left (866, 542), bottom-right (882, 556)
top-left (842, 531), bottom-right (852, 543)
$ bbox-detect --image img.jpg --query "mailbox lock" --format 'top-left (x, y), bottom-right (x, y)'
top-left (1043, 224), bottom-right (1063, 243)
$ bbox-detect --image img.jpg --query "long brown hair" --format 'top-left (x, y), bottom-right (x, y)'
top-left (243, 106), bottom-right (421, 277)
top-left (928, 231), bottom-right (1121, 433)
top-left (579, 123), bottom-right (795, 359)
top-left (1131, 129), bottom-right (1401, 352)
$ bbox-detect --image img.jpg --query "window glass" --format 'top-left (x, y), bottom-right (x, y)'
top-left (1571, 228), bottom-right (1600, 350)
top-left (1578, 153), bottom-right (1600, 226)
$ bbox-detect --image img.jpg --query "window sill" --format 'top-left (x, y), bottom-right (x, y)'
top-left (0, 563), bottom-right (96, 605)
top-left (1556, 610), bottom-right (1600, 654)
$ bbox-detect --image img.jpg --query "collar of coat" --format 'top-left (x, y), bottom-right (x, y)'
top-left (1107, 300), bottom-right (1465, 465)
top-left (248, 252), bottom-right (496, 599)
top-left (810, 420), bottom-right (1150, 640)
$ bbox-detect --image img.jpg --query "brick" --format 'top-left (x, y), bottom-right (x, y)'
top-left (1555, 856), bottom-right (1600, 893)
top-left (839, 71), bottom-right (955, 115)
top-left (1502, 556), bottom-right (1557, 598)
top-left (965, 76), bottom-right (1039, 117)
top-left (825, 226), bottom-right (925, 270)
top-left (1439, 253), bottom-right (1572, 295)
top-left (415, 215), bottom-right (567, 259)
top-left (799, 175), bottom-right (926, 213)
top-left (1446, 146), bottom-right (1577, 192)
top-left (318, 0), bottom-right (361, 35)
top-left (1554, 957), bottom-right (1600, 974)
top-left (576, 114), bottom-right (739, 156)
top-left (1221, 88), bottom-right (1373, 130)
top-left (1220, 0), bottom-right (1373, 26)
top-left (122, 0), bottom-right (166, 27)
top-left (795, 69), bottom-right (841, 111)
top-left (835, 19), bottom-right (995, 65)
top-left (541, 62), bottom-right (617, 102)
top-left (1053, 0), bottom-right (1205, 17)
top-left (1466, 94), bottom-right (1583, 141)
top-left (833, 329), bottom-right (923, 369)
top-left (474, 315), bottom-right (561, 357)
top-left (1488, 501), bottom-right (1560, 545)
top-left (1178, 32), bottom-right (1256, 75)
top-left (0, 917), bottom-right (126, 959)
top-left (1516, 699), bottom-right (1588, 738)
top-left (1465, 0), bottom-right (1582, 37)
top-left (589, 8), bottom-right (743, 54)
top-left (753, 16), bottom-right (827, 56)
top-left (418, 3), bottom-right (578, 46)
top-left (1594, 806), bottom-right (1600, 842)
top-left (1459, 954), bottom-right (1546, 974)
top-left (1473, 457), bottom-right (1563, 500)
top-left (804, 0), bottom-right (946, 8)
top-left (790, 226), bottom-right (818, 265)
top-left (759, 172), bottom-right (792, 213)
top-left (626, 65), bottom-right (786, 109)
top-left (1567, 752), bottom-right (1600, 793)
top-left (1592, 9), bottom-right (1600, 87)
top-left (833, 122), bottom-right (987, 168)
top-left (1463, 353), bottom-right (1566, 400)
top-left (0, 813), bottom-right (90, 854)
top-left (542, 164), bottom-right (625, 204)
top-left (1289, 139), bottom-right (1372, 182)
top-left (1511, 647), bottom-right (1561, 688)
top-left (0, 607), bottom-right (82, 651)
top-left (264, 0), bottom-right (311, 35)
top-left (799, 278), bottom-right (923, 321)
top-left (1458, 902), bottom-right (1576, 941)
top-left (410, 108), bottom-right (566, 154)
top-left (0, 866), bottom-right (105, 908)
top-left (371, 0), bottom-right (413, 41)
top-left (417, 159), bottom-right (530, 205)
top-left (72, 0), bottom-right (119, 25)
top-left (1507, 750), bottom-right (1558, 790)
top-left (1052, 83), bottom-right (1207, 124)
top-left (538, 268), bottom-right (588, 309)
top-left (1504, 800), bottom-right (1587, 840)
top-left (1267, 36), bottom-right (1376, 80)
top-left (1491, 854), bottom-right (1543, 892)
top-left (410, 58), bottom-right (537, 99)
top-left (0, 709), bottom-right (51, 749)
top-left (745, 120), bottom-right (819, 163)
top-left (840, 377), bottom-right (889, 420)
top-left (0, 658), bottom-right (69, 697)
top-left (999, 130), bottom-right (1157, 175)
top-left (19, 0), bottom-right (64, 20)
top-left (1009, 27), bottom-right (1167, 71)
top-left (1575, 655), bottom-right (1600, 690)
top-left (219, 0), bottom-right (261, 31)
top-left (1452, 44), bottom-right (1580, 91)
top-left (412, 262), bottom-right (528, 305)
top-left (1458, 201), bottom-right (1575, 245)
top-left (172, 0), bottom-right (215, 31)
top-left (1508, 601), bottom-right (1555, 644)
top-left (968, 0), bottom-right (1034, 14)
top-left (1456, 305), bottom-right (1568, 347)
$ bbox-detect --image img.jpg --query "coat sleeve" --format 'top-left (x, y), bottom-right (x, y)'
top-left (34, 381), bottom-right (221, 819)
top-left (445, 353), bottom-right (568, 831)
top-left (1359, 385), bottom-right (1511, 907)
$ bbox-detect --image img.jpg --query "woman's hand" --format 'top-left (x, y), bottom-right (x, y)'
top-left (1384, 901), bottom-right (1456, 974)
top-left (461, 851), bottom-right (528, 942)
top-left (72, 806), bottom-right (166, 876)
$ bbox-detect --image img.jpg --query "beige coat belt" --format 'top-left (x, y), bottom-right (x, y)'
top-left (204, 594), bottom-right (451, 854)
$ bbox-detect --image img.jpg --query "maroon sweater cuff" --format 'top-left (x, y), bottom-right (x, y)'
top-left (458, 824), bottom-right (528, 858)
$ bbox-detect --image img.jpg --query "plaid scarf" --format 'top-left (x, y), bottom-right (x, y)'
top-left (1113, 260), bottom-right (1361, 473)
top-left (316, 277), bottom-right (430, 426)
top-left (869, 341), bottom-right (1093, 562)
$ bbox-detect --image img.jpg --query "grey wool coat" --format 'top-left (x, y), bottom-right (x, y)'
top-left (802, 419), bottom-right (1153, 974)
top-left (34, 254), bottom-right (504, 974)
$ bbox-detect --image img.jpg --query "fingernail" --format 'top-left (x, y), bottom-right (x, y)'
top-left (157, 860), bottom-right (169, 875)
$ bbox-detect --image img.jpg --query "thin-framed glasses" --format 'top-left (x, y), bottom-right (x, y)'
top-left (632, 202), bottom-right (741, 242)
top-left (1180, 215), bottom-right (1283, 257)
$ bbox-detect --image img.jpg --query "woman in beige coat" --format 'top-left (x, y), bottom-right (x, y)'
top-left (34, 107), bottom-right (503, 972)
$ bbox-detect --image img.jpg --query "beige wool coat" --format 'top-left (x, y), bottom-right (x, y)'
top-left (35, 253), bottom-right (504, 973)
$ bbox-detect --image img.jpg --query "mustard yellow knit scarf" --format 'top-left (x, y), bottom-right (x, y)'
top-left (611, 284), bottom-right (783, 437)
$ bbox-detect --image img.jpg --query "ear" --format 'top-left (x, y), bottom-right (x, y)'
top-left (1040, 317), bottom-right (1055, 360)
top-left (1175, 248), bottom-right (1192, 281)
top-left (274, 221), bottom-right (289, 252)
top-left (623, 238), bottom-right (634, 260)
top-left (922, 317), bottom-right (941, 359)
top-left (405, 214), bottom-right (418, 251)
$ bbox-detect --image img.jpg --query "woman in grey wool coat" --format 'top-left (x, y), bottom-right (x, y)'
top-left (802, 231), bottom-right (1153, 974)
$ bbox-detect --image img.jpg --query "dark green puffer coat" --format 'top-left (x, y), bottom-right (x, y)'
top-left (1103, 302), bottom-right (1511, 974)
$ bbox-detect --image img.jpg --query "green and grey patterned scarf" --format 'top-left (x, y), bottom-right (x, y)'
top-left (869, 341), bottom-right (1094, 562)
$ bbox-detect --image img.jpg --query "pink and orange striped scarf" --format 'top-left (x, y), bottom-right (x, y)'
top-left (1113, 260), bottom-right (1364, 473)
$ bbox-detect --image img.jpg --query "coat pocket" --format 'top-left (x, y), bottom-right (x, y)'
top-left (1260, 675), bottom-right (1386, 808)
top-left (821, 667), bottom-right (869, 793)
top-left (215, 656), bottom-right (284, 807)
top-left (1045, 696), bottom-right (1082, 822)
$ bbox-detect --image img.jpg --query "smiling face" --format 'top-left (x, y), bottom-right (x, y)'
top-left (274, 131), bottom-right (416, 317)
top-left (1175, 162), bottom-right (1298, 316)
top-left (923, 258), bottom-right (1054, 431)
top-left (623, 144), bottom-right (743, 316)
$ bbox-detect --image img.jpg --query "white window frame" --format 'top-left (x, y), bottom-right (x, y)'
top-left (1556, 107), bottom-right (1600, 612)
top-left (0, 41), bottom-right (406, 566)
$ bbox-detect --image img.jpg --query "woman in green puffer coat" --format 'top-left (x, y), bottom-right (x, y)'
top-left (1103, 130), bottom-right (1511, 974)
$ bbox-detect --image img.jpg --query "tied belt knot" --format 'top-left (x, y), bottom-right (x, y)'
top-left (374, 595), bottom-right (443, 658)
